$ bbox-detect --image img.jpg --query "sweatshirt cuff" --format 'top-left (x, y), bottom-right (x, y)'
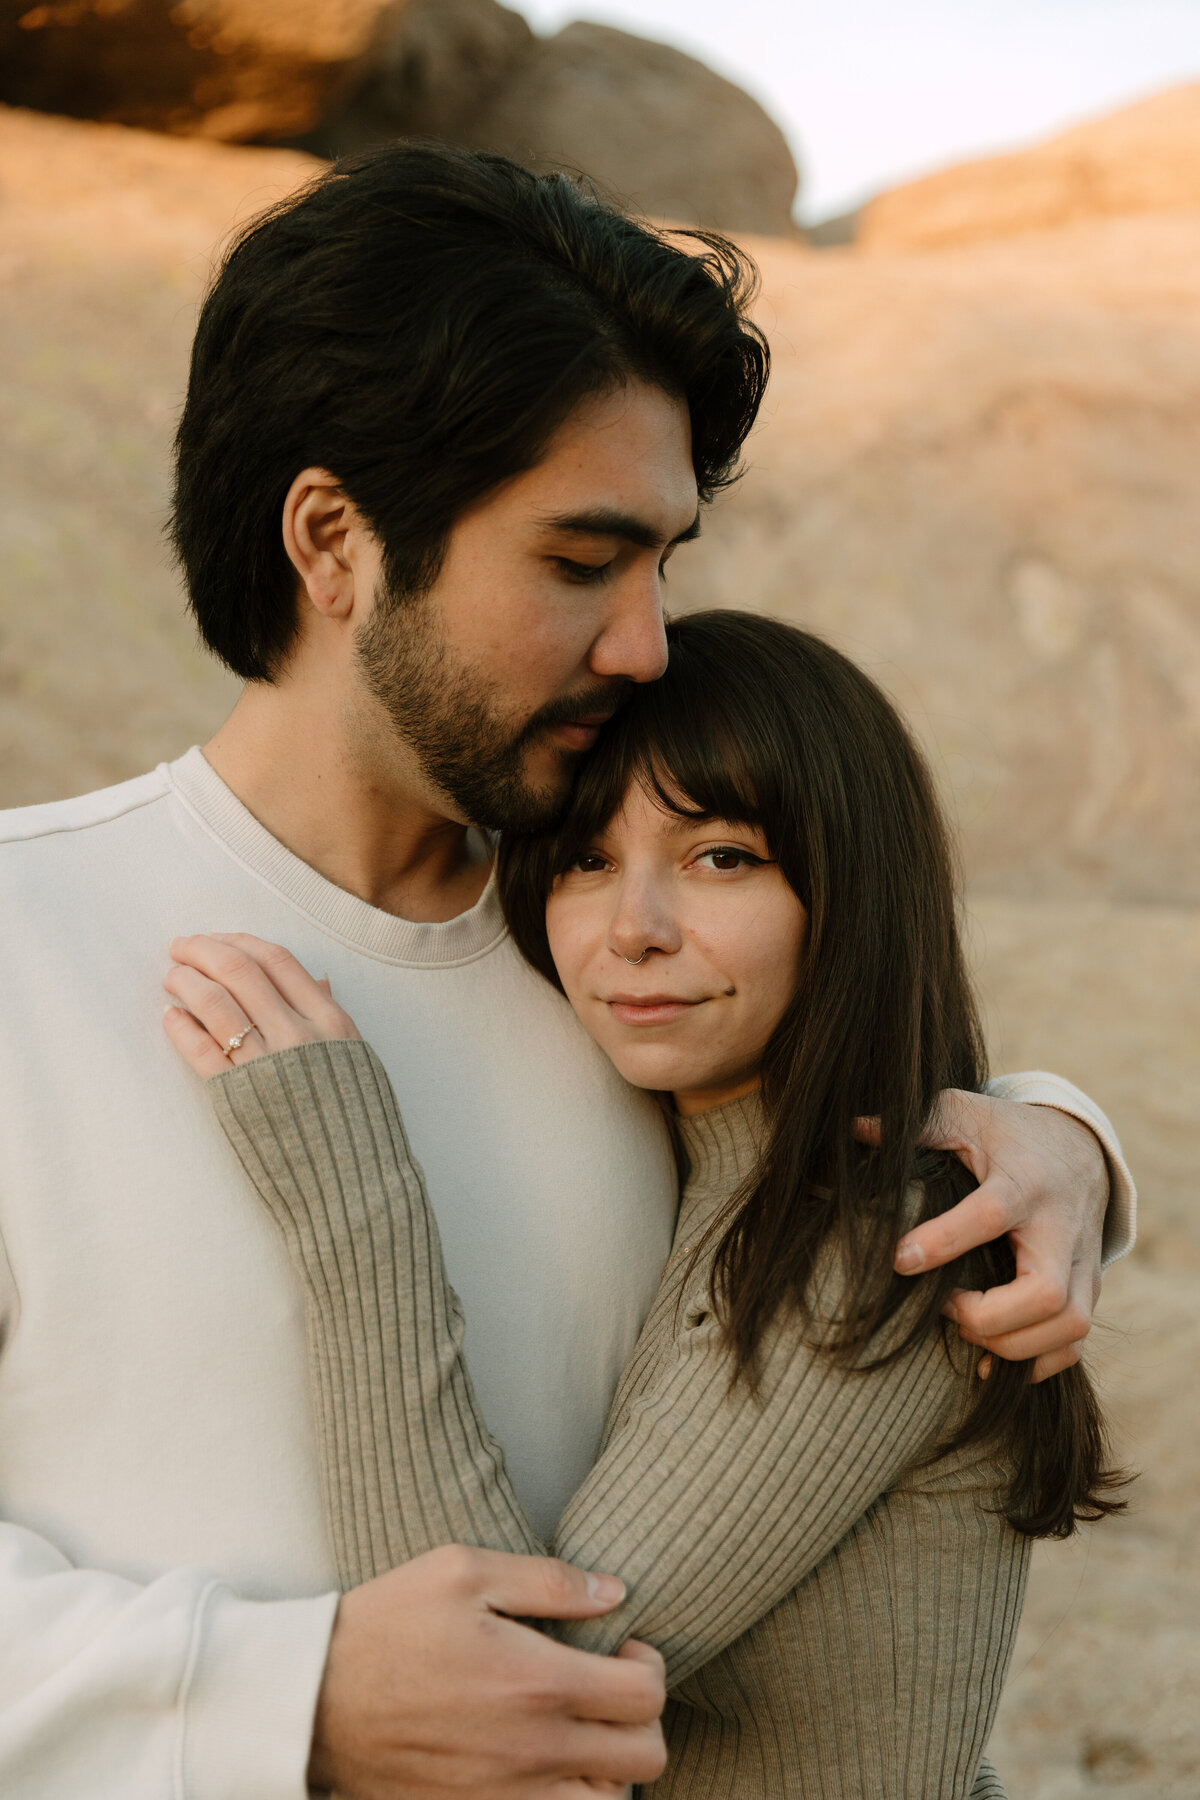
top-left (182, 1581), bottom-right (339, 1800)
top-left (985, 1070), bottom-right (1137, 1267)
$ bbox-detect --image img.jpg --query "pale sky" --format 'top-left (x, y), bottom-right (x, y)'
top-left (512, 0), bottom-right (1200, 221)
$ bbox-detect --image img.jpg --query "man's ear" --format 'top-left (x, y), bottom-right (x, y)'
top-left (281, 467), bottom-right (367, 622)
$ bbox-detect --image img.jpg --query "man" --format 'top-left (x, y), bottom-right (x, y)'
top-left (0, 144), bottom-right (1132, 1798)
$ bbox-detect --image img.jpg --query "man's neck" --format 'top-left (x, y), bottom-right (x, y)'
top-left (203, 684), bottom-right (492, 924)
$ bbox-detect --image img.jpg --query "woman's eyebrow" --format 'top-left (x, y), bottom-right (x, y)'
top-left (537, 507), bottom-right (702, 549)
top-left (652, 812), bottom-right (755, 837)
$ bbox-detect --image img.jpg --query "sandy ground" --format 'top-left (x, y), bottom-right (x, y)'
top-left (972, 898), bottom-right (1200, 1799)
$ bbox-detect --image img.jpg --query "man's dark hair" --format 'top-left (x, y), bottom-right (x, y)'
top-left (170, 141), bottom-right (769, 682)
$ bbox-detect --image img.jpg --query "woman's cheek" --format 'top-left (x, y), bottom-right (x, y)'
top-left (546, 894), bottom-right (598, 1000)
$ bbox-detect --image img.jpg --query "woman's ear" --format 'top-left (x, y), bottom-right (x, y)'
top-left (281, 467), bottom-right (367, 622)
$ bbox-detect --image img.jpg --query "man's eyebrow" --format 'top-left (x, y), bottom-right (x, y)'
top-left (537, 507), bottom-right (702, 549)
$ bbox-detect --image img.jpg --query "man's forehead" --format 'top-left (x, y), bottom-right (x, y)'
top-left (526, 381), bottom-right (698, 539)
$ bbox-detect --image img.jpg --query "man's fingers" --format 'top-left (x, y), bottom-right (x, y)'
top-left (567, 1639), bottom-right (666, 1727)
top-left (443, 1547), bottom-right (626, 1621)
top-left (972, 1341), bottom-right (1082, 1383)
top-left (1030, 1342), bottom-right (1085, 1383)
top-left (894, 1180), bottom-right (1015, 1275)
top-left (944, 1262), bottom-right (1075, 1341)
top-left (569, 1655), bottom-right (666, 1728)
top-left (916, 1088), bottom-right (995, 1177)
top-left (541, 1722), bottom-right (666, 1788)
top-left (948, 1234), bottom-right (1094, 1342)
top-left (953, 1253), bottom-right (1094, 1373)
top-left (955, 1302), bottom-right (1091, 1362)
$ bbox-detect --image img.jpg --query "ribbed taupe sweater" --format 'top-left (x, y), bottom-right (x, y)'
top-left (213, 1040), bottom-right (1028, 1799)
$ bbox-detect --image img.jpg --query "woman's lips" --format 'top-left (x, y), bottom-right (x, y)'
top-left (605, 995), bottom-right (707, 1026)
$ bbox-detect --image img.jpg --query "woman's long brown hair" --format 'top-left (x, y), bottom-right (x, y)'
top-left (498, 609), bottom-right (1127, 1538)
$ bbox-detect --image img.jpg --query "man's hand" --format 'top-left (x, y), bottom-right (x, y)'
top-left (308, 1545), bottom-right (667, 1799)
top-left (882, 1092), bottom-right (1109, 1383)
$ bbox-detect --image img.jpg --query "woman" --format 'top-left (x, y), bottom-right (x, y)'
top-left (164, 610), bottom-right (1124, 1797)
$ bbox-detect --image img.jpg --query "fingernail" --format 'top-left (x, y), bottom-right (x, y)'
top-left (163, 1004), bottom-right (178, 1018)
top-left (977, 1354), bottom-right (993, 1381)
top-left (895, 1241), bottom-right (924, 1274)
top-left (585, 1573), bottom-right (626, 1605)
top-left (942, 1298), bottom-right (959, 1323)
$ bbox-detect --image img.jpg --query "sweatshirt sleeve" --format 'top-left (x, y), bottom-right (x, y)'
top-left (985, 1069), bottom-right (1136, 1265)
top-left (212, 1041), bottom-right (972, 1689)
top-left (0, 1519), bottom-right (337, 1800)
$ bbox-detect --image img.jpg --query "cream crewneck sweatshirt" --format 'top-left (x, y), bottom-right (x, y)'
top-left (0, 748), bottom-right (1135, 1799)
top-left (0, 748), bottom-right (677, 1800)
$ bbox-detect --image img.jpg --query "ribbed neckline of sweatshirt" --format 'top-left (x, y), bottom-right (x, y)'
top-left (171, 745), bottom-right (504, 966)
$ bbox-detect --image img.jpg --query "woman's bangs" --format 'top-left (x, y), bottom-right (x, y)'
top-left (637, 710), bottom-right (766, 834)
top-left (550, 663), bottom-right (769, 872)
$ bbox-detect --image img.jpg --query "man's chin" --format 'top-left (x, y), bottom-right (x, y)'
top-left (458, 760), bottom-right (576, 835)
top-left (513, 743), bottom-right (582, 808)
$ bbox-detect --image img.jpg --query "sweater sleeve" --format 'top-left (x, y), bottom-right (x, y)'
top-left (0, 1199), bottom-right (336, 1800)
top-left (212, 1041), bottom-right (972, 1689)
top-left (0, 1520), bottom-right (336, 1800)
top-left (985, 1069), bottom-right (1136, 1266)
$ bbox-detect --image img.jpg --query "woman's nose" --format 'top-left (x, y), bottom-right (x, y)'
top-left (608, 878), bottom-right (682, 965)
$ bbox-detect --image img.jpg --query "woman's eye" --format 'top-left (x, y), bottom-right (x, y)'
top-left (696, 846), bottom-right (767, 872)
top-left (557, 558), bottom-right (614, 584)
top-left (565, 851), bottom-right (611, 874)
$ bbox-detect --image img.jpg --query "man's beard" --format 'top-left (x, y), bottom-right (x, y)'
top-left (354, 581), bottom-right (630, 833)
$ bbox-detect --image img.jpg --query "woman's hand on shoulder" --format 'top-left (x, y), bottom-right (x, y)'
top-left (162, 932), bottom-right (361, 1080)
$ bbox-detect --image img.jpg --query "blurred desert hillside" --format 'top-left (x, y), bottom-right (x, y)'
top-left (1, 37), bottom-right (1199, 1798)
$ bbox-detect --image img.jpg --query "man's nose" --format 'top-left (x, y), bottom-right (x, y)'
top-left (588, 566), bottom-right (669, 686)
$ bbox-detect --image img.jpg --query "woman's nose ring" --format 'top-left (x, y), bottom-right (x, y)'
top-left (624, 950), bottom-right (648, 965)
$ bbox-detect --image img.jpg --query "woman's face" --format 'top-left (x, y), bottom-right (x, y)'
top-left (545, 780), bottom-right (808, 1115)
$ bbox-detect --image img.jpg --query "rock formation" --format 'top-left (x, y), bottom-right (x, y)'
top-left (859, 82), bottom-right (1200, 251)
top-left (670, 210), bottom-right (1200, 908)
top-left (0, 0), bottom-right (801, 236)
top-left (0, 0), bottom-right (394, 141)
top-left (300, 0), bottom-right (536, 156)
top-left (3, 95), bottom-right (1199, 1800)
top-left (446, 17), bottom-right (799, 237)
top-left (3, 99), bottom-right (1198, 907)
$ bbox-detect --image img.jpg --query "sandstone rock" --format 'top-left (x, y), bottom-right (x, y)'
top-left (0, 0), bottom-right (394, 141)
top-left (0, 106), bottom-right (317, 800)
top-left (966, 894), bottom-right (1200, 1800)
top-left (5, 100), bottom-right (1200, 906)
top-left (303, 0), bottom-right (534, 158)
top-left (310, 7), bottom-right (801, 240)
top-left (0, 0), bottom-right (800, 238)
top-left (669, 213), bottom-right (1200, 907)
top-left (458, 20), bottom-right (799, 237)
top-left (859, 82), bottom-right (1200, 251)
top-left (2, 102), bottom-right (1199, 1800)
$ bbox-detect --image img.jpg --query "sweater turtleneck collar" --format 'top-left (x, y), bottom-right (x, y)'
top-left (674, 1089), bottom-right (766, 1198)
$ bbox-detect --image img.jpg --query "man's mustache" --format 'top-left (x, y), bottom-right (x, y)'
top-left (521, 680), bottom-right (635, 743)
